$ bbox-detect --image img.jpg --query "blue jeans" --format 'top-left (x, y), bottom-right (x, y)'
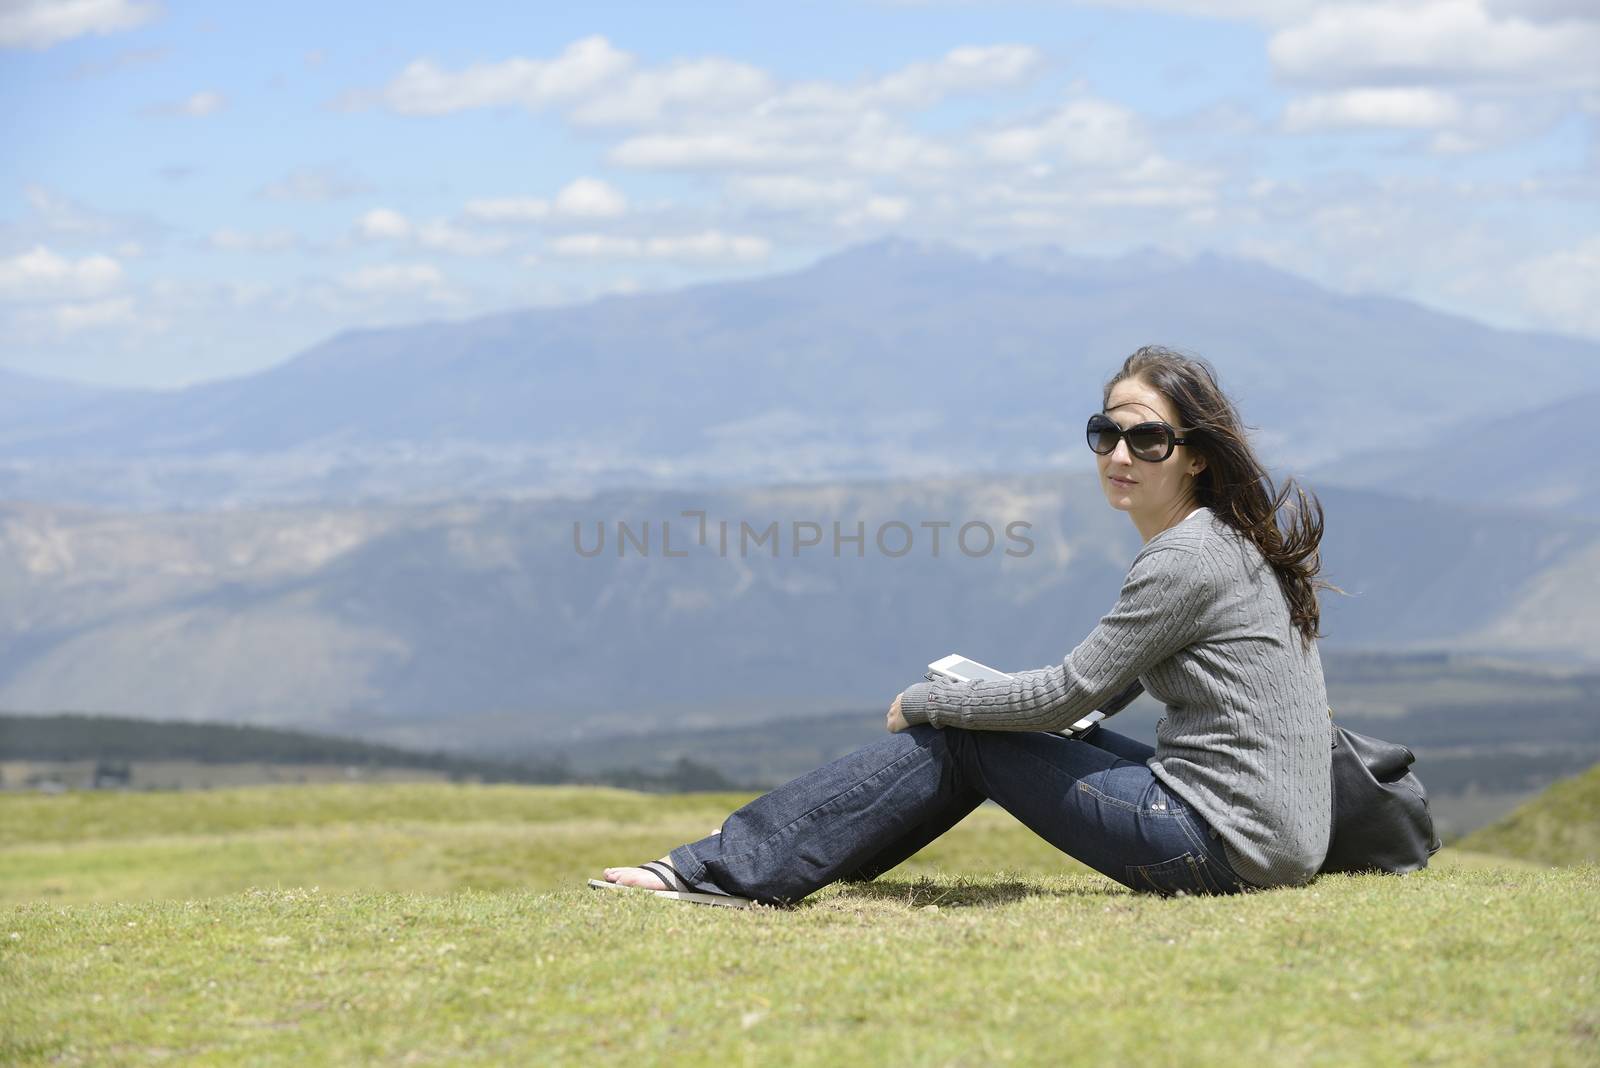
top-left (668, 723), bottom-right (1259, 905)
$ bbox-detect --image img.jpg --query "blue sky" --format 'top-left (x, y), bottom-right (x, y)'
top-left (3, 0), bottom-right (1597, 387)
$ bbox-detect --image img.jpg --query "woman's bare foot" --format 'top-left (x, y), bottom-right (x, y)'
top-left (601, 829), bottom-right (720, 889)
top-left (602, 860), bottom-right (670, 890)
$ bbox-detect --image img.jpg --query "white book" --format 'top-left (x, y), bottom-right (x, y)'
top-left (925, 653), bottom-right (1105, 735)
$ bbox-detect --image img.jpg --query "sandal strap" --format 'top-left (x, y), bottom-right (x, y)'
top-left (639, 860), bottom-right (693, 893)
top-left (640, 859), bottom-right (739, 898)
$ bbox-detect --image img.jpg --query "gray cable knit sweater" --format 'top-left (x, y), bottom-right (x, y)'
top-left (895, 505), bottom-right (1333, 889)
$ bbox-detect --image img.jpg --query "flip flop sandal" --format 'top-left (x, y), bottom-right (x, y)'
top-left (588, 860), bottom-right (758, 909)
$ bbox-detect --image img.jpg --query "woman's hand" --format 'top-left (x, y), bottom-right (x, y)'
top-left (886, 693), bottom-right (909, 734)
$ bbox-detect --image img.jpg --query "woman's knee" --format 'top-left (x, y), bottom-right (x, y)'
top-left (899, 723), bottom-right (971, 775)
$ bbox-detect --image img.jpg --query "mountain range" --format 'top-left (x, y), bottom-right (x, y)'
top-left (1304, 388), bottom-right (1600, 519)
top-left (5, 238), bottom-right (1600, 515)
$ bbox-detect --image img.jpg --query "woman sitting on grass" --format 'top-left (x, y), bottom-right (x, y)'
top-left (593, 346), bottom-right (1335, 905)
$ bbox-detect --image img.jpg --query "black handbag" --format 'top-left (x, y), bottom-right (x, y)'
top-left (1079, 683), bottom-right (1442, 874)
top-left (1321, 713), bottom-right (1443, 875)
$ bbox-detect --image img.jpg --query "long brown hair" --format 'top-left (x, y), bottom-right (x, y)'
top-left (1102, 345), bottom-right (1343, 650)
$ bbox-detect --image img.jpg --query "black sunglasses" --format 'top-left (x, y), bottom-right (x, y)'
top-left (1086, 413), bottom-right (1194, 463)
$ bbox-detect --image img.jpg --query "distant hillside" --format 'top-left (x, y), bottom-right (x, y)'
top-left (1307, 388), bottom-right (1600, 519)
top-left (0, 712), bottom-right (536, 772)
top-left (1456, 763), bottom-right (1600, 866)
top-left (2, 478), bottom-right (1597, 747)
top-left (0, 367), bottom-right (124, 428)
top-left (2, 476), bottom-right (1598, 749)
top-left (5, 238), bottom-right (1600, 510)
top-left (0, 714), bottom-right (742, 793)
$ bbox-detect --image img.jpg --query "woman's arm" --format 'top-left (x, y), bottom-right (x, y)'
top-left (894, 544), bottom-right (1212, 733)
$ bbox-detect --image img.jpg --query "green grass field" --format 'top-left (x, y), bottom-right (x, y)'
top-left (3, 782), bottom-right (1596, 1066)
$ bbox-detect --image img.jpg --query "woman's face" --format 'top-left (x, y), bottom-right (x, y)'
top-left (1097, 376), bottom-right (1206, 524)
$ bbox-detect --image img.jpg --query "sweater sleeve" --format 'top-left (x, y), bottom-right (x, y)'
top-left (896, 545), bottom-right (1210, 732)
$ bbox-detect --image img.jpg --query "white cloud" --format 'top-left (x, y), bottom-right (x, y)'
top-left (893, 2), bottom-right (1599, 157)
top-left (726, 175), bottom-right (862, 209)
top-left (69, 43), bottom-right (166, 78)
top-left (892, 0), bottom-right (1436, 27)
top-left (20, 184), bottom-right (135, 238)
top-left (568, 56), bottom-right (772, 125)
top-left (1419, 95), bottom-right (1561, 152)
top-left (552, 178), bottom-right (628, 218)
top-left (839, 116), bottom-right (958, 174)
top-left (980, 98), bottom-right (1155, 168)
top-left (763, 45), bottom-right (1040, 118)
top-left (1080, 184), bottom-right (1216, 207)
top-left (969, 170), bottom-right (1216, 223)
top-left (546, 234), bottom-right (637, 258)
top-left (145, 88), bottom-right (227, 117)
top-left (1212, 171), bottom-right (1600, 341)
top-left (342, 262), bottom-right (442, 291)
top-left (548, 231), bottom-right (771, 263)
top-left (6, 292), bottom-right (140, 345)
top-left (1034, 0), bottom-right (1600, 30)
top-left (356, 208), bottom-right (411, 240)
top-left (360, 35), bottom-right (631, 116)
top-left (21, 186), bottom-right (97, 232)
top-left (608, 131), bottom-right (813, 170)
top-left (1279, 84), bottom-right (1565, 152)
top-left (861, 44), bottom-right (1042, 107)
top-left (836, 196), bottom-right (911, 228)
top-left (1284, 87), bottom-right (1464, 130)
top-left (463, 178), bottom-right (626, 224)
top-left (258, 166), bottom-right (373, 202)
top-left (1253, 1), bottom-right (1600, 151)
top-left (612, 113), bottom-right (954, 174)
top-left (208, 228), bottom-right (299, 253)
top-left (178, 89), bottom-right (224, 116)
top-left (413, 220), bottom-right (510, 256)
top-left (48, 294), bottom-right (136, 332)
top-left (869, 198), bottom-right (910, 222)
top-left (1515, 236), bottom-right (1600, 337)
top-left (0, 0), bottom-right (159, 50)
top-left (0, 245), bottom-right (122, 299)
top-left (1484, 0), bottom-right (1600, 22)
top-left (1269, 0), bottom-right (1600, 90)
top-left (347, 36), bottom-right (1035, 185)
top-left (594, 45), bottom-right (1030, 173)
top-left (356, 36), bottom-right (1043, 126)
top-left (339, 263), bottom-right (449, 296)
top-left (463, 197), bottom-right (551, 224)
top-left (1035, 1), bottom-right (1320, 23)
top-left (353, 208), bottom-right (510, 256)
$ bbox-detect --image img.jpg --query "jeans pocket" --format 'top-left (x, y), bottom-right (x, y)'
top-left (1125, 851), bottom-right (1225, 897)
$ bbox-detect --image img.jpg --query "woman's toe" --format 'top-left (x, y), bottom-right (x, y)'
top-left (597, 860), bottom-right (675, 891)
